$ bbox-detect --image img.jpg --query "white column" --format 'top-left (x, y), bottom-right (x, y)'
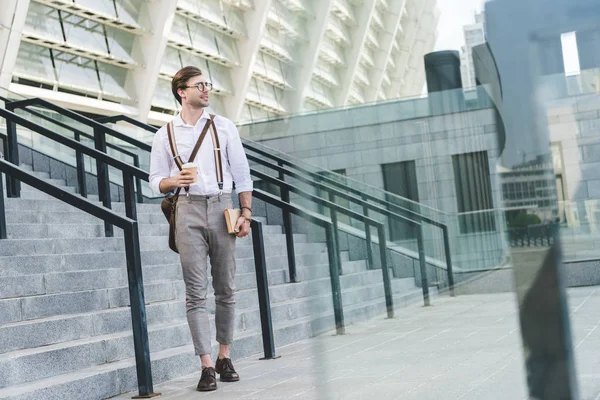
top-left (224, 0), bottom-right (273, 122)
top-left (365, 0), bottom-right (406, 102)
top-left (386, 0), bottom-right (426, 98)
top-left (0, 0), bottom-right (30, 92)
top-left (335, 0), bottom-right (377, 106)
top-left (289, 0), bottom-right (334, 114)
top-left (125, 0), bottom-right (177, 123)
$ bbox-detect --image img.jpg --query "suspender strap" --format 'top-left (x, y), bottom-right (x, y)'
top-left (209, 114), bottom-right (224, 191)
top-left (166, 117), bottom-right (214, 196)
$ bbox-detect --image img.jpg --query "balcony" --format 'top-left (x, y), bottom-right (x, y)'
top-left (32, 0), bottom-right (144, 34)
top-left (21, 31), bottom-right (138, 69)
top-left (167, 38), bottom-right (235, 67)
top-left (377, 0), bottom-right (389, 11)
top-left (245, 91), bottom-right (287, 115)
top-left (266, 8), bottom-right (301, 39)
top-left (371, 8), bottom-right (385, 31)
top-left (221, 0), bottom-right (254, 11)
top-left (259, 36), bottom-right (294, 64)
top-left (354, 64), bottom-right (370, 87)
top-left (305, 91), bottom-right (334, 108)
top-left (326, 16), bottom-right (351, 45)
top-left (360, 47), bottom-right (375, 68)
top-left (278, 0), bottom-right (309, 14)
top-left (176, 2), bottom-right (246, 38)
top-left (319, 38), bottom-right (346, 66)
top-left (365, 28), bottom-right (380, 49)
top-left (312, 66), bottom-right (340, 88)
top-left (331, 0), bottom-right (355, 25)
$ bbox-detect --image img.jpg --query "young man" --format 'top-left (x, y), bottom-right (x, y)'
top-left (149, 66), bottom-right (253, 392)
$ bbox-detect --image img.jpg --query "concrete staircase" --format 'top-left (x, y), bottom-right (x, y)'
top-left (0, 165), bottom-right (431, 400)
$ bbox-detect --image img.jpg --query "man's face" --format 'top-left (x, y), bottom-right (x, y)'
top-left (181, 75), bottom-right (210, 108)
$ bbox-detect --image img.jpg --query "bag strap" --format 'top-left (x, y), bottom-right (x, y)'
top-left (166, 116), bottom-right (214, 196)
top-left (208, 114), bottom-right (224, 191)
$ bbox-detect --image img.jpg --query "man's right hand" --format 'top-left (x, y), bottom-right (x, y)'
top-left (159, 170), bottom-right (195, 193)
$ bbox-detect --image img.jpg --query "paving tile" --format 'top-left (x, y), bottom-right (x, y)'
top-left (119, 288), bottom-right (600, 399)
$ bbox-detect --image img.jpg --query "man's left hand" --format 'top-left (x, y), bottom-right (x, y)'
top-left (234, 216), bottom-right (250, 238)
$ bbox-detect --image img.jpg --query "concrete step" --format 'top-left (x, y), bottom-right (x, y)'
top-left (0, 279), bottom-right (186, 324)
top-left (0, 256), bottom-right (381, 320)
top-left (0, 248), bottom-right (325, 277)
top-left (4, 222), bottom-right (294, 240)
top-left (0, 283), bottom-right (433, 400)
top-left (0, 274), bottom-right (424, 389)
top-left (0, 236), bottom-right (322, 257)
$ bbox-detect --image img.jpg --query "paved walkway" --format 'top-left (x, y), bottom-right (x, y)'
top-left (118, 288), bottom-right (600, 400)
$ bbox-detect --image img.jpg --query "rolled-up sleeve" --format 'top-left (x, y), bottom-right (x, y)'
top-left (226, 120), bottom-right (253, 193)
top-left (149, 128), bottom-right (171, 195)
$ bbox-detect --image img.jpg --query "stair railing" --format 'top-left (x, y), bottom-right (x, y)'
top-left (0, 159), bottom-right (158, 399)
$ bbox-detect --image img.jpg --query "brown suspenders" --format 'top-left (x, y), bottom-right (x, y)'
top-left (166, 114), bottom-right (224, 195)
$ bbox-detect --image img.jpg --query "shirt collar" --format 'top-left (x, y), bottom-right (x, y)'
top-left (173, 110), bottom-right (210, 127)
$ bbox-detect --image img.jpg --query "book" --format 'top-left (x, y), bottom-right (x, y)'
top-left (224, 208), bottom-right (241, 234)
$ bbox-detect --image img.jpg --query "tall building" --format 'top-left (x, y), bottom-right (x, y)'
top-left (460, 11), bottom-right (485, 88)
top-left (0, 0), bottom-right (439, 125)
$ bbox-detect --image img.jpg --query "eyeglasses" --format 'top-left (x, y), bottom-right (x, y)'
top-left (185, 82), bottom-right (213, 92)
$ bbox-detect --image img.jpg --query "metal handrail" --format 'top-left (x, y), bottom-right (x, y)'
top-left (5, 98), bottom-right (152, 151)
top-left (0, 107), bottom-right (148, 237)
top-left (0, 159), bottom-right (158, 398)
top-left (13, 106), bottom-right (145, 203)
top-left (88, 115), bottom-right (454, 298)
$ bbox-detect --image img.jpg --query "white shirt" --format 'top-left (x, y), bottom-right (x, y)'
top-left (149, 111), bottom-right (253, 195)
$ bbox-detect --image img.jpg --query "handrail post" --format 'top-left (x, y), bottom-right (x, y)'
top-left (362, 194), bottom-right (374, 269)
top-left (123, 171), bottom-right (138, 221)
top-left (327, 192), bottom-right (342, 275)
top-left (278, 162), bottom-right (297, 282)
top-left (73, 131), bottom-right (87, 197)
top-left (416, 224), bottom-right (431, 306)
top-left (4, 112), bottom-right (20, 198)
top-left (251, 220), bottom-right (279, 359)
top-left (0, 171), bottom-right (6, 239)
top-left (123, 223), bottom-right (159, 399)
top-left (94, 126), bottom-right (113, 237)
top-left (377, 224), bottom-right (394, 318)
top-left (133, 154), bottom-right (144, 204)
top-left (325, 224), bottom-right (345, 335)
top-left (441, 225), bottom-right (455, 296)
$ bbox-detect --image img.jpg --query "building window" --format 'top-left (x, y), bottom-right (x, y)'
top-left (452, 151), bottom-right (496, 233)
top-left (381, 161), bottom-right (419, 242)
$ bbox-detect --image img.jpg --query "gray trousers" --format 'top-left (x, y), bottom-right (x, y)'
top-left (175, 194), bottom-right (237, 355)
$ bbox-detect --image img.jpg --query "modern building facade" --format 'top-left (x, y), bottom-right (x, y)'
top-left (0, 0), bottom-right (439, 126)
top-left (460, 11), bottom-right (485, 89)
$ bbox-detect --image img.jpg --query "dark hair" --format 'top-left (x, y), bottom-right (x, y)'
top-left (171, 66), bottom-right (203, 105)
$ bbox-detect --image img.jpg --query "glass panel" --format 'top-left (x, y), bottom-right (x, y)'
top-left (104, 27), bottom-right (136, 63)
top-left (23, 3), bottom-right (63, 41)
top-left (97, 63), bottom-right (130, 100)
top-left (74, 0), bottom-right (117, 18)
top-left (152, 78), bottom-right (179, 110)
top-left (53, 54), bottom-right (101, 95)
top-left (206, 60), bottom-right (233, 93)
top-left (188, 24), bottom-right (219, 55)
top-left (160, 47), bottom-right (183, 77)
top-left (13, 43), bottom-right (56, 84)
top-left (170, 15), bottom-right (192, 47)
top-left (213, 32), bottom-right (240, 64)
top-left (114, 0), bottom-right (144, 26)
top-left (62, 14), bottom-right (109, 55)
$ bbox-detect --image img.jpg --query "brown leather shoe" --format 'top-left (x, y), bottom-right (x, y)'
top-left (196, 367), bottom-right (217, 391)
top-left (215, 357), bottom-right (240, 382)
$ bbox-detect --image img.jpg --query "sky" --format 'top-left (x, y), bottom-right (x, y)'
top-left (434, 0), bottom-right (487, 52)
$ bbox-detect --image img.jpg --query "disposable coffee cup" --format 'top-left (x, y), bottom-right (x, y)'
top-left (181, 162), bottom-right (198, 184)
